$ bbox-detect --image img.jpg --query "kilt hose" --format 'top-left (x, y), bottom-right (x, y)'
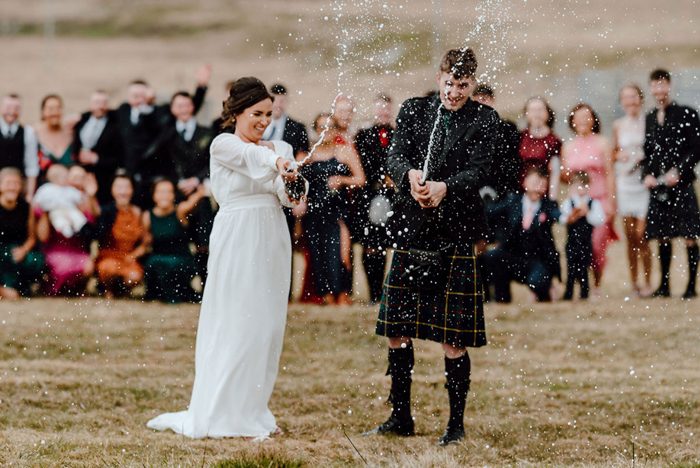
top-left (376, 243), bottom-right (487, 348)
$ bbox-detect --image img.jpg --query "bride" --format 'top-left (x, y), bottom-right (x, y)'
top-left (147, 77), bottom-right (305, 439)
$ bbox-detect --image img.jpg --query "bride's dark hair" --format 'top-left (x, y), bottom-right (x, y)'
top-left (221, 77), bottom-right (273, 131)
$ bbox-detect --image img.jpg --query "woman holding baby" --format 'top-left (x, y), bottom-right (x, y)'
top-left (35, 164), bottom-right (100, 296)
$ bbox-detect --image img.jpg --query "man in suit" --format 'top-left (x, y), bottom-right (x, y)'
top-left (353, 93), bottom-right (395, 304)
top-left (485, 167), bottom-right (561, 303)
top-left (642, 69), bottom-right (700, 299)
top-left (115, 80), bottom-right (161, 207)
top-left (0, 94), bottom-right (39, 200)
top-left (366, 48), bottom-right (498, 446)
top-left (471, 83), bottom-right (522, 301)
top-left (145, 91), bottom-right (214, 284)
top-left (73, 90), bottom-right (125, 204)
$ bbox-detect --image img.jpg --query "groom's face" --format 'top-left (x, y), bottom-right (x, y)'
top-left (436, 72), bottom-right (475, 112)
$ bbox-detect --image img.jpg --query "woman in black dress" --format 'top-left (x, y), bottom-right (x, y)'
top-left (299, 114), bottom-right (365, 305)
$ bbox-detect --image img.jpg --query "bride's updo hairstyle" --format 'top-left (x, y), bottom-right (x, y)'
top-left (221, 77), bottom-right (273, 131)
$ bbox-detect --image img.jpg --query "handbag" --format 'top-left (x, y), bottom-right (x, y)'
top-left (401, 246), bottom-right (451, 290)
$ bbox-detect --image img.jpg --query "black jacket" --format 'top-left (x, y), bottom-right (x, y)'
top-left (386, 95), bottom-right (499, 243)
top-left (489, 194), bottom-right (561, 277)
top-left (72, 110), bottom-right (124, 202)
top-left (115, 104), bottom-right (160, 179)
top-left (642, 102), bottom-right (700, 186)
top-left (143, 124), bottom-right (213, 184)
top-left (280, 117), bottom-right (310, 157)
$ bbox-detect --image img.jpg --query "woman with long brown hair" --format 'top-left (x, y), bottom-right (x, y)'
top-left (147, 77), bottom-right (305, 440)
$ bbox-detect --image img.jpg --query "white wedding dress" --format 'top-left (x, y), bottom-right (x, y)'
top-left (147, 134), bottom-right (300, 439)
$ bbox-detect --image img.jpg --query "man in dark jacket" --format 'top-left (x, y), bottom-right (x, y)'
top-left (365, 48), bottom-right (498, 446)
top-left (144, 91), bottom-right (214, 284)
top-left (485, 167), bottom-right (561, 303)
top-left (642, 69), bottom-right (700, 299)
top-left (73, 90), bottom-right (124, 204)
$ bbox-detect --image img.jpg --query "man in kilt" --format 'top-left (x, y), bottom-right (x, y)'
top-left (364, 48), bottom-right (498, 446)
top-left (642, 69), bottom-right (700, 298)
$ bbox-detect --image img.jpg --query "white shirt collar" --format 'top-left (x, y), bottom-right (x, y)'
top-left (522, 195), bottom-right (542, 217)
top-left (176, 118), bottom-right (197, 142)
top-left (262, 114), bottom-right (287, 141)
top-left (0, 119), bottom-right (19, 138)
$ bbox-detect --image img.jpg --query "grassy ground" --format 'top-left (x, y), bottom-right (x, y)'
top-left (1, 239), bottom-right (700, 466)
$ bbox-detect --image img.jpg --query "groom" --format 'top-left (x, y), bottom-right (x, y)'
top-left (365, 48), bottom-right (498, 446)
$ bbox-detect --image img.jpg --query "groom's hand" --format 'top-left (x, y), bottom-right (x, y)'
top-left (413, 181), bottom-right (447, 208)
top-left (408, 169), bottom-right (427, 199)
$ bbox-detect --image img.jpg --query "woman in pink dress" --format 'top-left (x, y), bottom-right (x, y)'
top-left (36, 171), bottom-right (99, 295)
top-left (561, 104), bottom-right (617, 299)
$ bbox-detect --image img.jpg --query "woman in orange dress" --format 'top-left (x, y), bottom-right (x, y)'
top-left (96, 171), bottom-right (147, 298)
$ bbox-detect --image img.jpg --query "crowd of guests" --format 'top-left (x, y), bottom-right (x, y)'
top-left (1, 66), bottom-right (699, 304)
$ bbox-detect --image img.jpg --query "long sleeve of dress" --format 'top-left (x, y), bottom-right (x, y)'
top-left (210, 135), bottom-right (280, 184)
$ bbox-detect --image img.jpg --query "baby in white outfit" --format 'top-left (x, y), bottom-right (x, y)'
top-left (33, 165), bottom-right (87, 238)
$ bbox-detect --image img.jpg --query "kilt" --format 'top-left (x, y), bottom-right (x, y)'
top-left (375, 242), bottom-right (487, 348)
top-left (646, 184), bottom-right (700, 240)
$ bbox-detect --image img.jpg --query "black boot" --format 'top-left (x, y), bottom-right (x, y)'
top-left (363, 345), bottom-right (415, 437)
top-left (653, 242), bottom-right (672, 297)
top-left (683, 244), bottom-right (699, 299)
top-left (438, 353), bottom-right (471, 446)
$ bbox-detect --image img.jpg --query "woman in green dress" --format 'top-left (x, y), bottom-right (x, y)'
top-left (142, 178), bottom-right (206, 303)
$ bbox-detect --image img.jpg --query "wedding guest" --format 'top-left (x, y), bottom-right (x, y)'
top-left (73, 90), bottom-right (125, 204)
top-left (35, 95), bottom-right (74, 179)
top-left (0, 94), bottom-right (39, 200)
top-left (142, 178), bottom-right (202, 303)
top-left (334, 95), bottom-right (356, 145)
top-left (486, 167), bottom-right (561, 303)
top-left (472, 84), bottom-right (522, 301)
top-left (95, 171), bottom-right (147, 298)
top-left (642, 69), bottom-right (700, 298)
top-left (519, 97), bottom-right (562, 198)
top-left (353, 93), bottom-right (395, 303)
top-left (116, 81), bottom-right (160, 206)
top-left (561, 103), bottom-right (617, 300)
top-left (144, 91), bottom-right (215, 283)
top-left (559, 171), bottom-right (605, 300)
top-left (36, 171), bottom-right (98, 296)
top-left (0, 167), bottom-right (44, 299)
top-left (299, 113), bottom-right (365, 305)
top-left (613, 84), bottom-right (652, 297)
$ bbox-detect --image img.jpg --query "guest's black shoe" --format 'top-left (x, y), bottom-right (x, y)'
top-left (652, 286), bottom-right (671, 298)
top-left (362, 415), bottom-right (414, 437)
top-left (682, 289), bottom-right (697, 300)
top-left (437, 425), bottom-right (465, 446)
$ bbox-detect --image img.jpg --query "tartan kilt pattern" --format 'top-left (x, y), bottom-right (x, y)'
top-left (376, 244), bottom-right (487, 347)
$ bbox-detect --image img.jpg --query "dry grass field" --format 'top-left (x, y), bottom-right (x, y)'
top-left (1, 237), bottom-right (700, 467)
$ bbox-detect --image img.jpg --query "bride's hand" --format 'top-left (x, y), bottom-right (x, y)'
top-left (277, 158), bottom-right (298, 182)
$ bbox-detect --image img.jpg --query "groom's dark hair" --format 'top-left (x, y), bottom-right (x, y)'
top-left (439, 48), bottom-right (478, 80)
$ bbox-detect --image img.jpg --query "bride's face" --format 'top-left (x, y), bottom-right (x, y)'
top-left (234, 98), bottom-right (273, 143)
